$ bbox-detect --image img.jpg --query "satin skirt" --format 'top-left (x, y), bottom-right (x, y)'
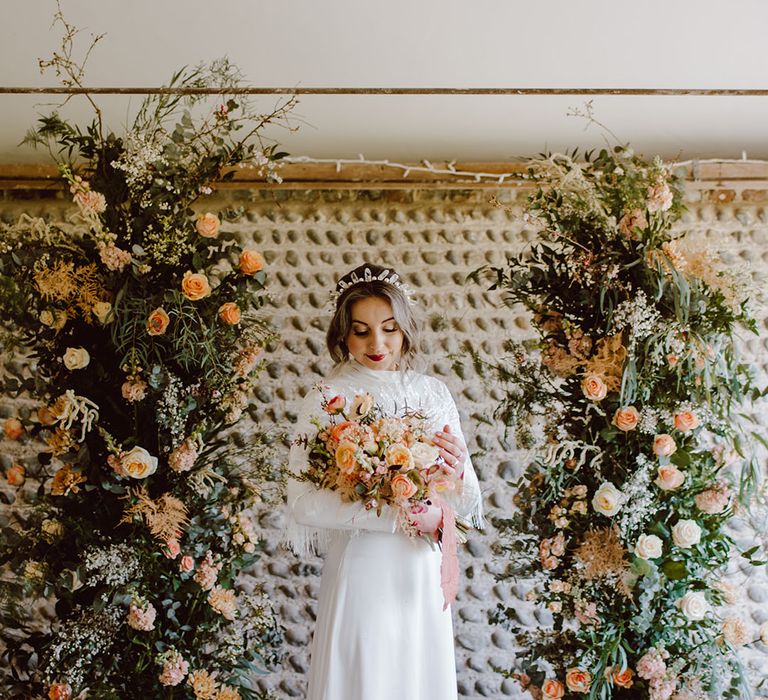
top-left (306, 530), bottom-right (458, 700)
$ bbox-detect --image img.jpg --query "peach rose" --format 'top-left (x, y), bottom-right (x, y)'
top-left (324, 395), bottom-right (346, 415)
top-left (196, 212), bottom-right (220, 238)
top-left (4, 417), bottom-right (24, 440)
top-left (391, 473), bottom-right (418, 500)
top-left (218, 302), bottom-right (241, 325)
top-left (653, 434), bottom-right (677, 458)
top-left (350, 393), bottom-right (374, 419)
top-left (612, 406), bottom-right (639, 431)
top-left (180, 555), bottom-right (195, 573)
top-left (667, 354), bottom-right (679, 367)
top-left (581, 374), bottom-right (607, 401)
top-left (655, 464), bottom-right (686, 491)
top-left (6, 464), bottom-right (25, 486)
top-left (181, 271), bottom-right (211, 301)
top-left (147, 307), bottom-right (170, 335)
top-left (385, 444), bottom-right (414, 470)
top-left (542, 679), bottom-right (565, 699)
top-left (673, 410), bottom-right (699, 432)
top-left (48, 683), bottom-right (72, 700)
top-left (164, 538), bottom-right (181, 559)
top-left (335, 441), bottom-right (359, 475)
top-left (565, 668), bottom-right (592, 693)
top-left (610, 666), bottom-right (634, 689)
top-left (239, 249), bottom-right (265, 275)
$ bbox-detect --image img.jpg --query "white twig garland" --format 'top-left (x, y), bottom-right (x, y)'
top-left (284, 153), bottom-right (766, 185)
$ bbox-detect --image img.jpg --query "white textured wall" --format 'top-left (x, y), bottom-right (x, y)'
top-left (1, 186), bottom-right (767, 698)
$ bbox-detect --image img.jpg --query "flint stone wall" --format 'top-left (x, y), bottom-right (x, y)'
top-left (1, 186), bottom-right (767, 698)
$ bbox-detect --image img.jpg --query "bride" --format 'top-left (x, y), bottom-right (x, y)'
top-left (286, 263), bottom-right (483, 700)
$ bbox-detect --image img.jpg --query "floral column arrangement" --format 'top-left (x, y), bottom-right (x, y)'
top-left (471, 148), bottom-right (764, 699)
top-left (0, 56), bottom-right (293, 699)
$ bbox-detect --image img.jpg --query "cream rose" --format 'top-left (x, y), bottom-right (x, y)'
top-left (181, 271), bottom-right (211, 301)
top-left (612, 406), bottom-right (639, 431)
top-left (565, 668), bottom-right (592, 693)
top-left (672, 519), bottom-right (702, 548)
top-left (391, 473), bottom-right (418, 500)
top-left (92, 301), bottom-right (113, 324)
top-left (655, 465), bottom-right (686, 491)
top-left (122, 446), bottom-right (158, 479)
top-left (62, 347), bottom-right (90, 370)
top-left (239, 249), bottom-right (265, 275)
top-left (40, 309), bottom-right (55, 326)
top-left (147, 307), bottom-right (170, 336)
top-left (335, 441), bottom-right (359, 475)
top-left (410, 441), bottom-right (441, 469)
top-left (673, 410), bottom-right (699, 432)
top-left (653, 434), bottom-right (677, 458)
top-left (634, 534), bottom-right (663, 560)
top-left (41, 518), bottom-right (65, 542)
top-left (542, 679), bottom-right (565, 699)
top-left (592, 482), bottom-right (625, 517)
top-left (218, 302), bottom-right (241, 325)
top-left (581, 374), bottom-right (608, 401)
top-left (385, 444), bottom-right (415, 470)
top-left (196, 212), bottom-right (220, 238)
top-left (677, 590), bottom-right (710, 620)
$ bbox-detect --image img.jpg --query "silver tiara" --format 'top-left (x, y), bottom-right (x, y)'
top-left (328, 267), bottom-right (416, 308)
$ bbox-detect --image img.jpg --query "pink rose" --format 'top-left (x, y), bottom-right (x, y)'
top-left (179, 555), bottom-right (195, 573)
top-left (673, 410), bottom-right (699, 432)
top-left (324, 395), bottom-right (346, 415)
top-left (164, 538), bottom-right (181, 559)
top-left (653, 434), bottom-right (677, 458)
top-left (612, 406), bottom-right (639, 431)
top-left (542, 679), bottom-right (565, 699)
top-left (581, 374), bottom-right (608, 401)
top-left (655, 465), bottom-right (686, 491)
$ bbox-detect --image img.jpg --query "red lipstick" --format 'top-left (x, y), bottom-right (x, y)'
top-left (366, 354), bottom-right (386, 362)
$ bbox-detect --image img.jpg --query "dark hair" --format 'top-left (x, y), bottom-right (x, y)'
top-left (326, 264), bottom-right (420, 369)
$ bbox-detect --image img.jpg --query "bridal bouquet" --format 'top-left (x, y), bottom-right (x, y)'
top-left (297, 391), bottom-right (465, 540)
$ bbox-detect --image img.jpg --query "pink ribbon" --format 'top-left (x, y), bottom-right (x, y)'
top-left (437, 499), bottom-right (459, 611)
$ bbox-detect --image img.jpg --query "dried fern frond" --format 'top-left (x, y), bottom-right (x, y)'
top-left (121, 485), bottom-right (189, 542)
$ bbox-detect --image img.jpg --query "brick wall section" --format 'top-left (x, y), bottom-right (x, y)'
top-left (1, 187), bottom-right (766, 698)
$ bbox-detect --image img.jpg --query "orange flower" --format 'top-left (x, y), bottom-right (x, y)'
top-left (6, 464), bottom-right (25, 486)
top-left (239, 249), bottom-right (265, 275)
top-left (3, 417), bottom-right (24, 440)
top-left (181, 271), bottom-right (211, 301)
top-left (542, 679), bottom-right (565, 700)
top-left (37, 405), bottom-right (58, 426)
top-left (565, 668), bottom-right (592, 694)
top-left (147, 307), bottom-right (171, 335)
top-left (612, 666), bottom-right (634, 689)
top-left (218, 302), bottom-right (241, 325)
top-left (48, 683), bottom-right (72, 700)
top-left (195, 212), bottom-right (220, 238)
top-left (51, 464), bottom-right (86, 496)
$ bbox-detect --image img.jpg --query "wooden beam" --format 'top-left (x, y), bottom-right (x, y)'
top-left (2, 162), bottom-right (768, 191)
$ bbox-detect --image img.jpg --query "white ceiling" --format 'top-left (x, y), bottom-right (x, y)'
top-left (2, 0), bottom-right (768, 165)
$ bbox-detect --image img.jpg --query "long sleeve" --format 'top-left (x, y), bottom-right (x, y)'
top-left (433, 380), bottom-right (484, 528)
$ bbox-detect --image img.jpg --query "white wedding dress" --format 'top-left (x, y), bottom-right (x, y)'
top-left (285, 359), bottom-right (483, 700)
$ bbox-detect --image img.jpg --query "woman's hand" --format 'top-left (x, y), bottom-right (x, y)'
top-left (408, 502), bottom-right (443, 538)
top-left (432, 424), bottom-right (466, 479)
